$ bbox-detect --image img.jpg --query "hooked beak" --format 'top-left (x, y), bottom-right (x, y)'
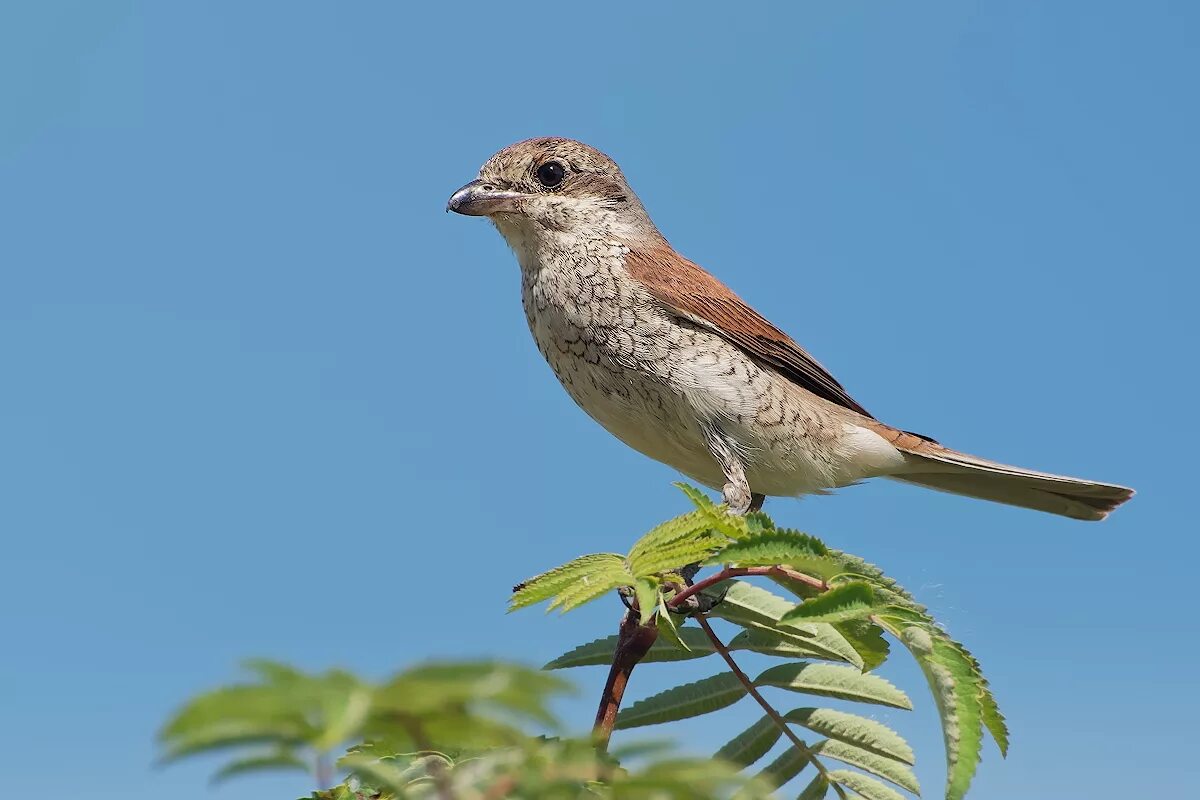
top-left (446, 179), bottom-right (524, 216)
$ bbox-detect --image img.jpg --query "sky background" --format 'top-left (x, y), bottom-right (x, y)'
top-left (1, 2), bottom-right (1196, 798)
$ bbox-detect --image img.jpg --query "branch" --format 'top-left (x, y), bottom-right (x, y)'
top-left (668, 565), bottom-right (826, 610)
top-left (694, 614), bottom-right (845, 796)
top-left (592, 609), bottom-right (659, 752)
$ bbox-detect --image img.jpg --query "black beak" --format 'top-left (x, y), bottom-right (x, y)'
top-left (446, 179), bottom-right (523, 216)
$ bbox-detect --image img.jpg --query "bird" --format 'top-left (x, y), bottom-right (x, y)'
top-left (447, 137), bottom-right (1133, 521)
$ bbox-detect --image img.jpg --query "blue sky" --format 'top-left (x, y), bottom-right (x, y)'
top-left (1, 2), bottom-right (1195, 798)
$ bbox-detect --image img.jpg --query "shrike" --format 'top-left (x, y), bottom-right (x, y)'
top-left (448, 138), bottom-right (1133, 520)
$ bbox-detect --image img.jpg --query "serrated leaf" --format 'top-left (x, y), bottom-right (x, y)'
top-left (783, 708), bottom-right (913, 765)
top-left (634, 537), bottom-right (728, 578)
top-left (210, 750), bottom-right (309, 784)
top-left (548, 565), bottom-right (637, 613)
top-left (510, 553), bottom-right (630, 611)
top-left (729, 629), bottom-right (850, 662)
top-left (676, 482), bottom-right (719, 511)
top-left (709, 580), bottom-right (799, 628)
top-left (543, 631), bottom-right (716, 669)
top-left (813, 740), bottom-right (919, 794)
top-left (628, 510), bottom-right (726, 576)
top-left (677, 482), bottom-right (754, 539)
top-left (833, 620), bottom-right (890, 672)
top-left (782, 582), bottom-right (888, 625)
top-left (755, 663), bottom-right (912, 710)
top-left (875, 606), bottom-right (932, 626)
top-left (797, 774), bottom-right (830, 800)
top-left (744, 510), bottom-right (775, 534)
top-left (616, 673), bottom-right (748, 729)
top-left (825, 551), bottom-right (923, 610)
top-left (827, 769), bottom-right (907, 800)
top-left (755, 744), bottom-right (810, 789)
top-left (709, 582), bottom-right (864, 668)
top-left (714, 716), bottom-right (782, 768)
top-left (980, 686), bottom-right (1009, 757)
top-left (709, 531), bottom-right (840, 581)
top-left (898, 626), bottom-right (982, 800)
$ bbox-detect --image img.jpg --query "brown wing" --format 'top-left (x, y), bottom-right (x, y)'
top-left (625, 245), bottom-right (875, 418)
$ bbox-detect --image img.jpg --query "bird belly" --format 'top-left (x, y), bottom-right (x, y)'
top-left (520, 256), bottom-right (903, 499)
top-left (532, 323), bottom-right (727, 488)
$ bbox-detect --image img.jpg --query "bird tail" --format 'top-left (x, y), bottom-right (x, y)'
top-left (866, 423), bottom-right (1134, 521)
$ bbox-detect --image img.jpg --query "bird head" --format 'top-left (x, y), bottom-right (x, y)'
top-left (447, 137), bottom-right (662, 247)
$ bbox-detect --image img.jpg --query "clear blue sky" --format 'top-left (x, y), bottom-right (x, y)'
top-left (1, 2), bottom-right (1194, 798)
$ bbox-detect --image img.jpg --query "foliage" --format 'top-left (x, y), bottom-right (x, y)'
top-left (161, 484), bottom-right (1007, 800)
top-left (521, 484), bottom-right (1007, 800)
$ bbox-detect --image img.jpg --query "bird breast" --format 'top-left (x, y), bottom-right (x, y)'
top-left (508, 230), bottom-right (896, 496)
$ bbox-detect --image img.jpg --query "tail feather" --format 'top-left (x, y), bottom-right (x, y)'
top-left (884, 440), bottom-right (1134, 522)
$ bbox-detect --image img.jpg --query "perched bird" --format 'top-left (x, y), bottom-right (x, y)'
top-left (447, 138), bottom-right (1133, 520)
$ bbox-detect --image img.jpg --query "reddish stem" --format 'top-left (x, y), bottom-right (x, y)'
top-left (592, 609), bottom-right (659, 752)
top-left (667, 565), bottom-right (826, 610)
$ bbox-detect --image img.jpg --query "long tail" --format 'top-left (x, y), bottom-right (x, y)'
top-left (867, 424), bottom-right (1134, 521)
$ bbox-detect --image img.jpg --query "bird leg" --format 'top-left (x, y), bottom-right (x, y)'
top-left (703, 423), bottom-right (755, 515)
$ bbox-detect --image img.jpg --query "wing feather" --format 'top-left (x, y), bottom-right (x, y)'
top-left (625, 245), bottom-right (874, 418)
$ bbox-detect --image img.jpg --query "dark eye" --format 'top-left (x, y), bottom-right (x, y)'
top-left (535, 161), bottom-right (566, 188)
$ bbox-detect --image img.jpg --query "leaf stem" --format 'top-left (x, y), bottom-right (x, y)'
top-left (668, 565), bottom-right (827, 610)
top-left (592, 608), bottom-right (659, 752)
top-left (694, 614), bottom-right (845, 796)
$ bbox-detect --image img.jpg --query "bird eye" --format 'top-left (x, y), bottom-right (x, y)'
top-left (535, 161), bottom-right (566, 188)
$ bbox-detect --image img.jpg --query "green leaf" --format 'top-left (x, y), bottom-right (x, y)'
top-left (509, 553), bottom-right (632, 611)
top-left (980, 684), bottom-right (1010, 757)
top-left (550, 568), bottom-right (637, 614)
top-left (874, 606), bottom-right (932, 626)
top-left (827, 769), bottom-right (907, 800)
top-left (797, 774), bottom-right (831, 800)
top-left (616, 672), bottom-right (748, 729)
top-left (729, 629), bottom-right (852, 662)
top-left (714, 715), bottom-right (782, 768)
top-left (709, 582), bottom-right (865, 668)
top-left (313, 687), bottom-right (371, 751)
top-left (783, 708), bottom-right (913, 765)
top-left (210, 750), bottom-right (310, 784)
top-left (897, 625), bottom-right (982, 800)
top-left (377, 661), bottom-right (570, 730)
top-left (824, 550), bottom-right (924, 610)
top-left (634, 578), bottom-right (660, 624)
top-left (755, 744), bottom-right (810, 790)
top-left (543, 631), bottom-right (716, 669)
top-left (813, 740), bottom-right (919, 794)
top-left (676, 482), bottom-right (719, 511)
top-left (782, 582), bottom-right (889, 625)
top-left (708, 580), bottom-right (800, 628)
top-left (754, 663), bottom-right (912, 710)
top-left (627, 510), bottom-right (726, 576)
top-left (633, 536), bottom-right (728, 577)
top-left (832, 620), bottom-right (890, 672)
top-left (743, 510), bottom-right (776, 534)
top-left (158, 719), bottom-right (310, 762)
top-left (677, 482), bottom-right (753, 539)
top-left (709, 531), bottom-right (840, 580)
